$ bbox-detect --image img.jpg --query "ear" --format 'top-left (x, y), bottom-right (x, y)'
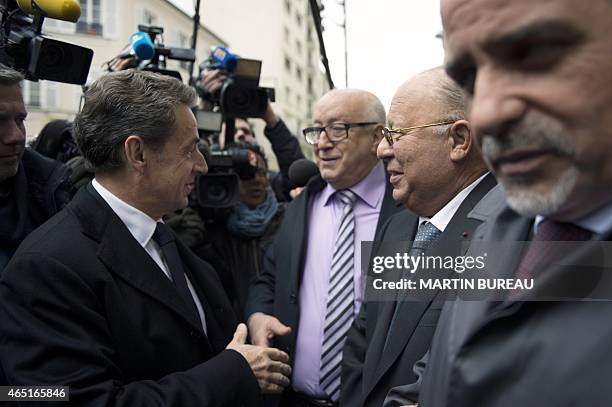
top-left (369, 124), bottom-right (384, 154)
top-left (448, 120), bottom-right (472, 162)
top-left (124, 135), bottom-right (148, 174)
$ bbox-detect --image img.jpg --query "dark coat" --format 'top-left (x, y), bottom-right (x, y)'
top-left (417, 190), bottom-right (612, 407)
top-left (0, 148), bottom-right (72, 271)
top-left (0, 185), bottom-right (261, 406)
top-left (341, 173), bottom-right (498, 407)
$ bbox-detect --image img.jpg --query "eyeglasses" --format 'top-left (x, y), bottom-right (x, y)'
top-left (302, 122), bottom-right (378, 145)
top-left (382, 121), bottom-right (456, 146)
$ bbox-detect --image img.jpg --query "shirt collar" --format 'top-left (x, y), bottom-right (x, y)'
top-left (535, 200), bottom-right (612, 237)
top-left (92, 178), bottom-right (160, 247)
top-left (322, 161), bottom-right (386, 208)
top-left (419, 172), bottom-right (489, 232)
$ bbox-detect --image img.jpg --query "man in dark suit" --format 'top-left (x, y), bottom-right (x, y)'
top-left (405, 0), bottom-right (612, 405)
top-left (0, 64), bottom-right (72, 273)
top-left (341, 67), bottom-right (496, 407)
top-left (0, 70), bottom-right (291, 406)
top-left (246, 88), bottom-right (404, 406)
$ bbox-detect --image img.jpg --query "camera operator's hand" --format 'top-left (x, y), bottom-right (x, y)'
top-left (197, 69), bottom-right (227, 109)
top-left (226, 323), bottom-right (292, 394)
top-left (247, 312), bottom-right (292, 347)
top-left (263, 100), bottom-right (280, 128)
top-left (108, 57), bottom-right (136, 72)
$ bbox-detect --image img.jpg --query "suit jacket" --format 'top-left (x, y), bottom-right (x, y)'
top-left (416, 190), bottom-right (612, 407)
top-left (0, 185), bottom-right (260, 406)
top-left (341, 173), bottom-right (498, 407)
top-left (245, 174), bottom-right (404, 394)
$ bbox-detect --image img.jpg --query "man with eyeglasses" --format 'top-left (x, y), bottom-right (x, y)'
top-left (246, 88), bottom-right (405, 406)
top-left (341, 67), bottom-right (496, 407)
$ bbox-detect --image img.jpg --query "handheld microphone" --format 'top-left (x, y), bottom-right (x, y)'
top-left (16, 0), bottom-right (81, 23)
top-left (288, 159), bottom-right (320, 189)
top-left (118, 32), bottom-right (155, 60)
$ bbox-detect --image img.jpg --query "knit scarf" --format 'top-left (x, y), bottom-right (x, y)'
top-left (227, 188), bottom-right (279, 239)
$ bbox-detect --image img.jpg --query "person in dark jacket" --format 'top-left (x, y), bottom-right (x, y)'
top-left (198, 68), bottom-right (305, 202)
top-left (171, 143), bottom-right (286, 320)
top-left (0, 64), bottom-right (72, 272)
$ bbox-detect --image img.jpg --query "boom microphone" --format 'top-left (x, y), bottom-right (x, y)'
top-left (288, 159), bottom-right (320, 188)
top-left (16, 0), bottom-right (81, 23)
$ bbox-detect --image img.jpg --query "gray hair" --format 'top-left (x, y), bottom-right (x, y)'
top-left (73, 70), bottom-right (197, 173)
top-left (422, 67), bottom-right (468, 136)
top-left (0, 64), bottom-right (24, 86)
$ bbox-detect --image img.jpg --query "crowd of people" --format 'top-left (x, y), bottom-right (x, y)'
top-left (1, 0), bottom-right (612, 405)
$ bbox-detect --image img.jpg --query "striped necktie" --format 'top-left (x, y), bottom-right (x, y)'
top-left (319, 189), bottom-right (358, 401)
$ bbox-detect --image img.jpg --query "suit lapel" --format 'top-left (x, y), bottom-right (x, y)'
top-left (363, 213), bottom-right (418, 391)
top-left (178, 241), bottom-right (233, 353)
top-left (457, 207), bottom-right (533, 346)
top-left (368, 174), bottom-right (497, 394)
top-left (73, 185), bottom-right (207, 335)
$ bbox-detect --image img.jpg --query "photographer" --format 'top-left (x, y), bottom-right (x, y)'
top-left (198, 68), bottom-right (304, 202)
top-left (171, 142), bottom-right (286, 320)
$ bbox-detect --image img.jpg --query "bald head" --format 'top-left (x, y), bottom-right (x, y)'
top-left (317, 88), bottom-right (386, 124)
top-left (390, 67), bottom-right (467, 129)
top-left (380, 67), bottom-right (487, 216)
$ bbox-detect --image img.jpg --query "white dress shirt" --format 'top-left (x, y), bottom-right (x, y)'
top-left (419, 173), bottom-right (489, 232)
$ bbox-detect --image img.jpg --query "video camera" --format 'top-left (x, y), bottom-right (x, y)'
top-left (192, 46), bottom-right (275, 210)
top-left (198, 46), bottom-right (274, 120)
top-left (197, 144), bottom-right (259, 209)
top-left (0, 0), bottom-right (93, 84)
top-left (133, 24), bottom-right (195, 82)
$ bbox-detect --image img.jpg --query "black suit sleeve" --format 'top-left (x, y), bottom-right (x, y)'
top-left (264, 119), bottom-right (305, 202)
top-left (245, 240), bottom-right (277, 318)
top-left (341, 302), bottom-right (368, 407)
top-left (0, 253), bottom-right (260, 407)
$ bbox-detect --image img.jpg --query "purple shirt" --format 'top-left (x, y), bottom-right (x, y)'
top-left (292, 161), bottom-right (386, 397)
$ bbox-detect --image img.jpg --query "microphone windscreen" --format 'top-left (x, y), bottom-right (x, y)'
top-left (288, 159), bottom-right (320, 188)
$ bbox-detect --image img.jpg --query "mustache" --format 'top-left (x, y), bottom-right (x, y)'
top-left (479, 115), bottom-right (576, 165)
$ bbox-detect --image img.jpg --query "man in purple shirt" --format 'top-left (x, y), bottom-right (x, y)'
top-left (246, 89), bottom-right (404, 406)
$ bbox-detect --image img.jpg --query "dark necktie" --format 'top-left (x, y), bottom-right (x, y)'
top-left (320, 189), bottom-right (358, 402)
top-left (152, 222), bottom-right (201, 324)
top-left (514, 219), bottom-right (593, 281)
top-left (384, 221), bottom-right (442, 351)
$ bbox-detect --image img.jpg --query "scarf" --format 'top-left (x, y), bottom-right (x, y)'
top-left (227, 188), bottom-right (279, 239)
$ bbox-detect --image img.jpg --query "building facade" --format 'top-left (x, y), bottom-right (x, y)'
top-left (24, 0), bottom-right (329, 164)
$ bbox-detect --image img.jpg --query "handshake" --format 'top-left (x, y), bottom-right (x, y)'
top-left (226, 315), bottom-right (292, 394)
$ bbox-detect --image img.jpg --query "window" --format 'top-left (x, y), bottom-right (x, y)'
top-left (284, 56), bottom-right (292, 72)
top-left (23, 81), bottom-right (40, 108)
top-left (296, 13), bottom-right (303, 27)
top-left (77, 0), bottom-right (103, 35)
top-left (285, 0), bottom-right (291, 14)
top-left (297, 95), bottom-right (302, 109)
top-left (296, 39), bottom-right (303, 55)
top-left (23, 81), bottom-right (60, 111)
top-left (296, 67), bottom-right (303, 81)
top-left (308, 76), bottom-right (313, 93)
top-left (285, 86), bottom-right (291, 104)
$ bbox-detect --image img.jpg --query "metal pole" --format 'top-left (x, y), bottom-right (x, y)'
top-left (341, 0), bottom-right (347, 87)
top-left (188, 0), bottom-right (202, 84)
top-left (309, 0), bottom-right (335, 89)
